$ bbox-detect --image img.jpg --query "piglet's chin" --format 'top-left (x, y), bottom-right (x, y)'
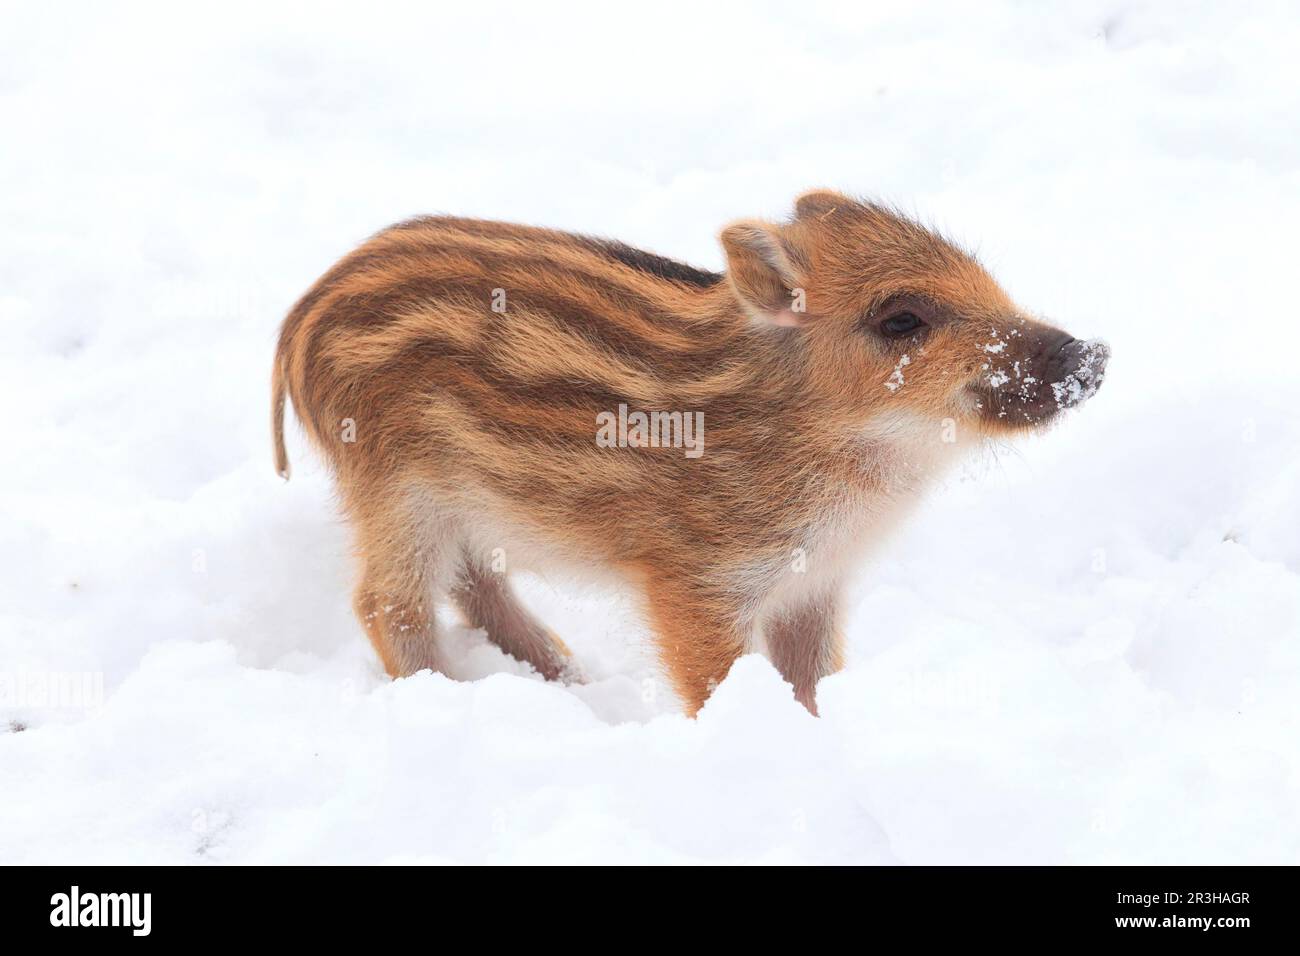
top-left (1050, 338), bottom-right (1110, 411)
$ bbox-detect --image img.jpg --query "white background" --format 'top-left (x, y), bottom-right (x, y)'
top-left (2, 0), bottom-right (1297, 863)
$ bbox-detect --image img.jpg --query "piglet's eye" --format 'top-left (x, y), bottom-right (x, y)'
top-left (880, 312), bottom-right (925, 337)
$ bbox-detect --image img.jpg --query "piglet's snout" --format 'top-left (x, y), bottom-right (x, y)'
top-left (1048, 337), bottom-right (1110, 410)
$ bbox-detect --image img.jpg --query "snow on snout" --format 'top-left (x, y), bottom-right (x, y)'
top-left (1051, 339), bottom-right (1111, 409)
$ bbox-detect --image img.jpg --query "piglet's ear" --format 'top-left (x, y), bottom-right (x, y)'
top-left (719, 220), bottom-right (813, 327)
top-left (794, 188), bottom-right (854, 221)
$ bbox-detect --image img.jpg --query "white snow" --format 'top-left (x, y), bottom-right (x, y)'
top-left (885, 353), bottom-right (911, 391)
top-left (1051, 338), bottom-right (1111, 407)
top-left (2, 1), bottom-right (1299, 864)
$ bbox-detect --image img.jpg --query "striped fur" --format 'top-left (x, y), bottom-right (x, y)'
top-left (272, 190), bottom-right (1106, 714)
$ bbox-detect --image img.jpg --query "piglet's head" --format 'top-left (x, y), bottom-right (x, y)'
top-left (720, 190), bottom-right (1109, 438)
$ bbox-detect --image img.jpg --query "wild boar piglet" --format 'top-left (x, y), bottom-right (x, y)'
top-left (272, 189), bottom-right (1109, 714)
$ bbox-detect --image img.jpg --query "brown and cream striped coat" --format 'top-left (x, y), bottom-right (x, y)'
top-left (272, 189), bottom-right (1108, 714)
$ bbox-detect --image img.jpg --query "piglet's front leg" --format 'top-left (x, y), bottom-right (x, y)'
top-left (642, 575), bottom-right (750, 717)
top-left (765, 597), bottom-right (845, 715)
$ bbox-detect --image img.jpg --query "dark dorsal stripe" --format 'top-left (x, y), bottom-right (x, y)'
top-left (576, 236), bottom-right (724, 288)
top-left (388, 216), bottom-right (724, 289)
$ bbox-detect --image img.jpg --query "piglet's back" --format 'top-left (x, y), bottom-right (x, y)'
top-left (272, 217), bottom-right (756, 483)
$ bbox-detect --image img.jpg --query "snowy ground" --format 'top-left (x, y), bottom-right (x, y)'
top-left (3, 1), bottom-right (1298, 864)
